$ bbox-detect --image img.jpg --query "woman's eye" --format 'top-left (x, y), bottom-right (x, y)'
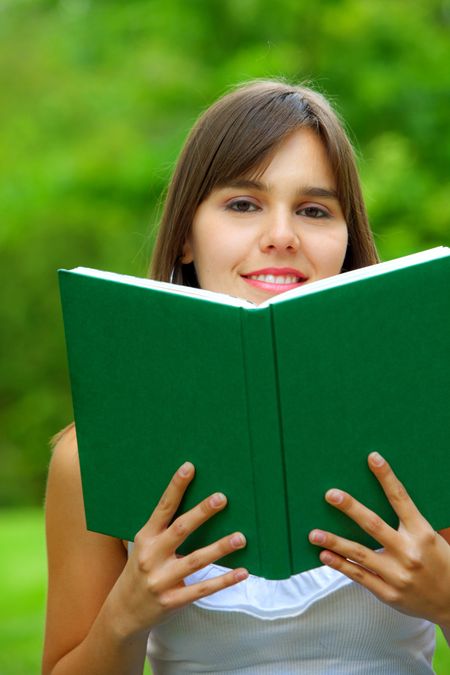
top-left (298, 205), bottom-right (330, 219)
top-left (227, 199), bottom-right (258, 213)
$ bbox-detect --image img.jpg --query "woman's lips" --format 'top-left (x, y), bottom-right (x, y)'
top-left (241, 268), bottom-right (308, 294)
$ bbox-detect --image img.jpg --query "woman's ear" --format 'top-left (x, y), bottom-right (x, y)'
top-left (180, 238), bottom-right (194, 264)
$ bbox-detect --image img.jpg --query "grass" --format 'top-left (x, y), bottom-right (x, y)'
top-left (0, 508), bottom-right (447, 674)
top-left (0, 509), bottom-right (47, 675)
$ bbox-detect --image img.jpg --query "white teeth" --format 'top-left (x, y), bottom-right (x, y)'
top-left (248, 274), bottom-right (301, 284)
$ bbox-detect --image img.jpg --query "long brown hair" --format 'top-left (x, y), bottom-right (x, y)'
top-left (150, 80), bottom-right (378, 285)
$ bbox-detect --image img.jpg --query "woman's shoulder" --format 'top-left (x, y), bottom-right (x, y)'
top-left (46, 422), bottom-right (86, 530)
top-left (47, 422), bottom-right (78, 485)
top-left (46, 423), bottom-right (82, 500)
top-left (44, 424), bottom-right (128, 673)
top-left (50, 421), bottom-right (77, 454)
top-left (47, 422), bottom-right (128, 552)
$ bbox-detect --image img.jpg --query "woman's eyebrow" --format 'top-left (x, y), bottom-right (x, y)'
top-left (218, 178), bottom-right (266, 191)
top-left (299, 186), bottom-right (339, 200)
top-left (218, 178), bottom-right (338, 200)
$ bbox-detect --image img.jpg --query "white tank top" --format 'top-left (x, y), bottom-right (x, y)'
top-left (145, 561), bottom-right (436, 674)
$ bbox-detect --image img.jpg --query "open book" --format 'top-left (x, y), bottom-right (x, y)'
top-left (58, 246), bottom-right (450, 578)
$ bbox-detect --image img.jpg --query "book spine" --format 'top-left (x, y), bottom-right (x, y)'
top-left (240, 308), bottom-right (291, 579)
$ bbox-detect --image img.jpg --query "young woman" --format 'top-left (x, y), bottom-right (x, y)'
top-left (43, 80), bottom-right (450, 674)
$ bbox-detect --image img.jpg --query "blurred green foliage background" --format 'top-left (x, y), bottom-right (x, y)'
top-left (1, 0), bottom-right (449, 671)
top-left (2, 0), bottom-right (450, 507)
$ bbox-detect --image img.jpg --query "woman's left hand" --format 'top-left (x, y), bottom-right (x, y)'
top-left (309, 452), bottom-right (450, 629)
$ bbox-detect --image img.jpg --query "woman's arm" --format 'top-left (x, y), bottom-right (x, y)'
top-left (308, 452), bottom-right (450, 644)
top-left (42, 425), bottom-right (148, 674)
top-left (43, 426), bottom-right (248, 675)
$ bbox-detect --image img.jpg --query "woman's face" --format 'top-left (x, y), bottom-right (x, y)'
top-left (183, 127), bottom-right (348, 305)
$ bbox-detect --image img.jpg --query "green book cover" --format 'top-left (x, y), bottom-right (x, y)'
top-left (58, 247), bottom-right (450, 579)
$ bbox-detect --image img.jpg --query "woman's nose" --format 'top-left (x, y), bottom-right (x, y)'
top-left (259, 211), bottom-right (300, 253)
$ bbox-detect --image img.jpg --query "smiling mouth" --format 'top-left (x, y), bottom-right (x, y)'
top-left (245, 273), bottom-right (304, 284)
top-left (241, 269), bottom-right (309, 293)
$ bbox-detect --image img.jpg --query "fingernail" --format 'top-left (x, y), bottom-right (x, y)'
top-left (320, 551), bottom-right (333, 565)
top-left (310, 529), bottom-right (326, 544)
top-left (327, 489), bottom-right (344, 504)
top-left (234, 569), bottom-right (249, 581)
top-left (209, 492), bottom-right (226, 507)
top-left (178, 461), bottom-right (193, 476)
top-left (230, 532), bottom-right (246, 548)
top-left (370, 452), bottom-right (385, 467)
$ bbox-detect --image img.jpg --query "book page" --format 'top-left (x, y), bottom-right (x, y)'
top-left (66, 246), bottom-right (449, 312)
top-left (260, 246), bottom-right (450, 308)
top-left (67, 267), bottom-right (253, 308)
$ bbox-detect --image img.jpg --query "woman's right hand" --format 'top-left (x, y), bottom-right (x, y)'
top-left (105, 461), bottom-right (248, 638)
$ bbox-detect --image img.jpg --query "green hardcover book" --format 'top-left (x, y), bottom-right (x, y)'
top-left (58, 246), bottom-right (450, 579)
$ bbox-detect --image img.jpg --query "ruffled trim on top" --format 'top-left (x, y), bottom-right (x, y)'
top-left (185, 563), bottom-right (353, 620)
top-left (127, 542), bottom-right (352, 621)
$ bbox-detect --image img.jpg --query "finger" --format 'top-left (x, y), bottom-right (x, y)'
top-left (163, 491), bottom-right (228, 549)
top-left (142, 462), bottom-right (195, 534)
top-left (309, 529), bottom-right (383, 575)
top-left (368, 452), bottom-right (428, 529)
top-left (318, 550), bottom-right (396, 604)
top-left (175, 531), bottom-right (247, 580)
top-left (325, 488), bottom-right (398, 549)
top-left (162, 567), bottom-right (249, 610)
